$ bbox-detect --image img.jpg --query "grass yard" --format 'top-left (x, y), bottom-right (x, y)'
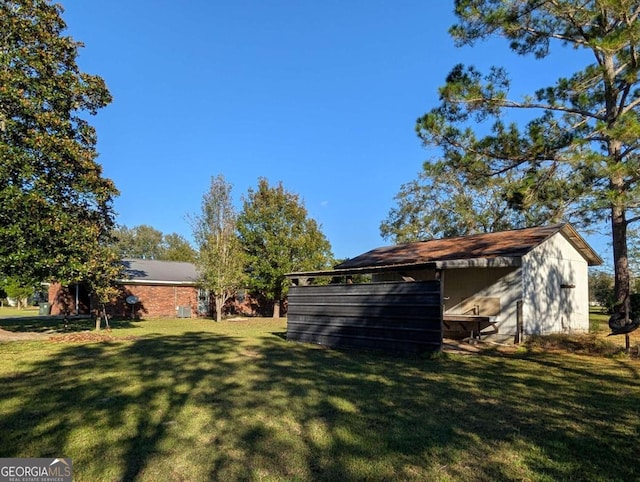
top-left (0, 316), bottom-right (639, 481)
top-left (0, 305), bottom-right (40, 318)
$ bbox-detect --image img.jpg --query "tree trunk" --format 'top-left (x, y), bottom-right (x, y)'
top-left (215, 295), bottom-right (224, 322)
top-left (604, 53), bottom-right (631, 318)
top-left (273, 300), bottom-right (280, 318)
top-left (95, 305), bottom-right (109, 330)
top-left (611, 204), bottom-right (630, 317)
top-left (103, 306), bottom-right (110, 329)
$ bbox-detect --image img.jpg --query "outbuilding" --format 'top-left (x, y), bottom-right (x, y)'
top-left (286, 224), bottom-right (602, 353)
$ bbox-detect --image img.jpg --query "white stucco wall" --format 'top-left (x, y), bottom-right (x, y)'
top-left (522, 233), bottom-right (590, 335)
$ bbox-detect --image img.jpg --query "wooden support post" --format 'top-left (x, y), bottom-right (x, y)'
top-left (436, 269), bottom-right (444, 344)
top-left (516, 300), bottom-right (524, 344)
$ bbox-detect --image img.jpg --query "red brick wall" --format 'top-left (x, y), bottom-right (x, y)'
top-left (48, 283), bottom-right (93, 315)
top-left (110, 284), bottom-right (198, 318)
top-left (49, 282), bottom-right (199, 319)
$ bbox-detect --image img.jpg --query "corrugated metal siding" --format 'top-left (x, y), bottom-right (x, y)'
top-left (287, 281), bottom-right (442, 354)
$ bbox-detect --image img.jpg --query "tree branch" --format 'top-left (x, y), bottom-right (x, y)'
top-left (627, 215), bottom-right (640, 225)
top-left (456, 96), bottom-right (607, 122)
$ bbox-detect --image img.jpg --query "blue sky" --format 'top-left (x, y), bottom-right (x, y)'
top-left (60, 0), bottom-right (611, 264)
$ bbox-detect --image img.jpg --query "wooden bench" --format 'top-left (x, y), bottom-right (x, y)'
top-left (443, 314), bottom-right (498, 341)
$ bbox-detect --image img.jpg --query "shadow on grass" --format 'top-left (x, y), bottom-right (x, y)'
top-left (270, 330), bottom-right (287, 341)
top-left (0, 329), bottom-right (639, 481)
top-left (0, 316), bottom-right (142, 333)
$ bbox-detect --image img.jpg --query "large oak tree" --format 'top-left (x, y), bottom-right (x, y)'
top-left (237, 178), bottom-right (333, 318)
top-left (1, 0), bottom-right (118, 286)
top-left (415, 0), bottom-right (640, 322)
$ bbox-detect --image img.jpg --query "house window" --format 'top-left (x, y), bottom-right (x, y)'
top-left (236, 289), bottom-right (246, 303)
top-left (197, 289), bottom-right (210, 315)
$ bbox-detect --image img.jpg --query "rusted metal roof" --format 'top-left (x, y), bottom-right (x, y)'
top-left (118, 258), bottom-right (199, 285)
top-left (335, 223), bottom-right (602, 271)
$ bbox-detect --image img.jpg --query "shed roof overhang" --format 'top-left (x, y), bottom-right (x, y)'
top-left (286, 256), bottom-right (522, 282)
top-left (558, 223), bottom-right (603, 266)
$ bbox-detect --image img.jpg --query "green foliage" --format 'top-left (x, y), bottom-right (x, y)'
top-left (1, 276), bottom-right (34, 308)
top-left (0, 0), bottom-right (118, 285)
top-left (112, 225), bottom-right (164, 259)
top-left (112, 225), bottom-right (196, 262)
top-left (162, 233), bottom-right (196, 262)
top-left (589, 270), bottom-right (616, 313)
top-left (83, 243), bottom-right (123, 329)
top-left (190, 175), bottom-right (246, 321)
top-left (414, 0), bottom-right (640, 313)
top-left (382, 158), bottom-right (561, 243)
top-left (237, 178), bottom-right (334, 316)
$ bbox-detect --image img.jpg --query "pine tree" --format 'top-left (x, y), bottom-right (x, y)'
top-left (416, 1), bottom-right (640, 321)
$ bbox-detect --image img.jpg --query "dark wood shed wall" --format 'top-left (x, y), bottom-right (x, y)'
top-left (287, 281), bottom-right (442, 354)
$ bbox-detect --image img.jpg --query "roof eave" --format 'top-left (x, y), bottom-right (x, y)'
top-left (116, 279), bottom-right (199, 286)
top-left (286, 256), bottom-right (522, 280)
top-left (434, 256), bottom-right (522, 269)
top-left (559, 224), bottom-right (603, 266)
top-left (286, 261), bottom-right (438, 279)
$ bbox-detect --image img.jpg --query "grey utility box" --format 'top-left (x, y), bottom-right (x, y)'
top-left (177, 306), bottom-right (191, 318)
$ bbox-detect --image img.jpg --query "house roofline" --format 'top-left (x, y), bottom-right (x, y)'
top-left (116, 279), bottom-right (199, 286)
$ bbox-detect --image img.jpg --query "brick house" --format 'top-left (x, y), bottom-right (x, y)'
top-left (48, 258), bottom-right (204, 318)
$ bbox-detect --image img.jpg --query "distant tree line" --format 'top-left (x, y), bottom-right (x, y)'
top-left (590, 270), bottom-right (640, 315)
top-left (111, 225), bottom-right (196, 262)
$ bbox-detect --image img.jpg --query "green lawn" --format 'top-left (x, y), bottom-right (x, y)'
top-left (0, 305), bottom-right (40, 318)
top-left (0, 317), bottom-right (639, 481)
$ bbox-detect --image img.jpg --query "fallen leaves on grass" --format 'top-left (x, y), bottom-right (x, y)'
top-left (524, 333), bottom-right (639, 358)
top-left (48, 332), bottom-right (141, 344)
